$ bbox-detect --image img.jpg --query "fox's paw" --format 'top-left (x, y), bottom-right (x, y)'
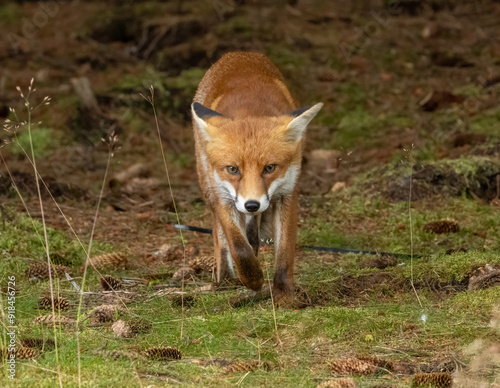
top-left (229, 285), bottom-right (271, 308)
top-left (271, 286), bottom-right (294, 308)
top-left (241, 272), bottom-right (264, 292)
top-left (238, 258), bottom-right (264, 292)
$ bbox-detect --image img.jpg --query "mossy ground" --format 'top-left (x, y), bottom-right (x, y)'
top-left (1, 1), bottom-right (500, 386)
top-left (1, 183), bottom-right (500, 387)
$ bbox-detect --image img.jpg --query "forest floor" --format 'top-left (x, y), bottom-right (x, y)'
top-left (0, 1), bottom-right (500, 386)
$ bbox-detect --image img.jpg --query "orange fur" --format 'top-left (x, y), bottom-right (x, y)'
top-left (192, 52), bottom-right (322, 306)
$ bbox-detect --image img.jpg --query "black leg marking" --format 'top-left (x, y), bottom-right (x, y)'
top-left (260, 208), bottom-right (273, 244)
top-left (218, 248), bottom-right (232, 281)
top-left (273, 268), bottom-right (290, 293)
top-left (246, 216), bottom-right (260, 256)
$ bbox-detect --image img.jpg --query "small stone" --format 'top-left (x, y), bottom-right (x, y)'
top-left (112, 320), bottom-right (134, 338)
top-left (157, 244), bottom-right (173, 260)
top-left (331, 182), bottom-right (346, 193)
top-left (468, 264), bottom-right (500, 291)
top-left (173, 267), bottom-right (195, 281)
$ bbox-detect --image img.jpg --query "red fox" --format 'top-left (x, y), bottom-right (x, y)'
top-left (191, 52), bottom-right (322, 306)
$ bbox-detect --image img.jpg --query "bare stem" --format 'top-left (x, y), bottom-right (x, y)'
top-left (144, 86), bottom-right (187, 339)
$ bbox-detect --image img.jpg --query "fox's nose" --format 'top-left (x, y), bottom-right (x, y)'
top-left (244, 200), bottom-right (260, 213)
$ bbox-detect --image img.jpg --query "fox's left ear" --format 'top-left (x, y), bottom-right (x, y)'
top-left (191, 102), bottom-right (224, 141)
top-left (284, 102), bottom-right (323, 142)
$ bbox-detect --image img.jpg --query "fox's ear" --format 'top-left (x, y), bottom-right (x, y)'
top-left (284, 102), bottom-right (323, 142)
top-left (191, 102), bottom-right (224, 141)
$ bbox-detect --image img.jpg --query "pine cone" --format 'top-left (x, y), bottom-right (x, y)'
top-left (412, 372), bottom-right (452, 387)
top-left (21, 337), bottom-right (56, 351)
top-left (316, 68), bottom-right (342, 83)
top-left (129, 319), bottom-right (152, 334)
top-left (316, 378), bottom-right (357, 388)
top-left (88, 253), bottom-right (127, 270)
top-left (423, 220), bottom-right (460, 234)
top-left (96, 349), bottom-right (142, 360)
top-left (91, 304), bottom-right (123, 323)
top-left (329, 358), bottom-right (377, 376)
top-left (26, 263), bottom-right (70, 280)
top-left (222, 360), bottom-right (264, 374)
top-left (145, 346), bottom-right (182, 360)
top-left (357, 355), bottom-right (394, 371)
top-left (34, 314), bottom-right (74, 326)
top-left (50, 253), bottom-right (73, 267)
top-left (38, 297), bottom-right (69, 311)
top-left (190, 256), bottom-right (216, 273)
top-left (172, 295), bottom-right (195, 307)
top-left (15, 347), bottom-right (38, 359)
top-left (100, 275), bottom-right (123, 291)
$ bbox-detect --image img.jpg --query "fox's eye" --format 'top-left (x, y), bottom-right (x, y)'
top-left (226, 166), bottom-right (240, 175)
top-left (263, 164), bottom-right (276, 174)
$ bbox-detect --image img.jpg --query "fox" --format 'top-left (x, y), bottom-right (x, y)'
top-left (191, 52), bottom-right (322, 306)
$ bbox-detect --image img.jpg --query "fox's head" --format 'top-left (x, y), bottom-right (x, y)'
top-left (192, 102), bottom-right (323, 214)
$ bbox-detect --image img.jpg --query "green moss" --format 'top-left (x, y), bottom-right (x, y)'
top-left (470, 107), bottom-right (500, 138)
top-left (0, 213), bottom-right (113, 268)
top-left (214, 15), bottom-right (253, 37)
top-left (351, 155), bottom-right (500, 204)
top-left (453, 84), bottom-right (482, 97)
top-left (1, 200), bottom-right (499, 386)
top-left (172, 153), bottom-right (195, 169)
top-left (266, 45), bottom-right (307, 69)
top-left (443, 156), bottom-right (499, 185)
top-left (449, 287), bottom-right (500, 318)
top-left (333, 108), bottom-right (380, 149)
top-left (0, 3), bottom-right (21, 23)
top-left (407, 251), bottom-right (500, 285)
top-left (335, 81), bottom-right (369, 107)
top-left (9, 127), bottom-right (59, 159)
top-left (116, 66), bottom-right (204, 120)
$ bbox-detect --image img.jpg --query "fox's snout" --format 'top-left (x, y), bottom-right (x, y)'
top-left (235, 193), bottom-right (269, 215)
top-left (244, 200), bottom-right (260, 213)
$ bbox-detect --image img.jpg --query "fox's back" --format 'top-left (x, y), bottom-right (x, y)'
top-left (193, 52), bottom-right (297, 118)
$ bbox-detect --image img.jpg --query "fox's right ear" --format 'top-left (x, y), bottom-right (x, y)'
top-left (191, 102), bottom-right (224, 141)
top-left (283, 102), bottom-right (323, 143)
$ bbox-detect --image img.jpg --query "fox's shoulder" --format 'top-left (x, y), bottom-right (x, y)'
top-left (194, 52), bottom-right (296, 116)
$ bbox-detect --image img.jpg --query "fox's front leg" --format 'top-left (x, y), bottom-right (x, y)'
top-left (215, 203), bottom-right (264, 291)
top-left (213, 216), bottom-right (235, 282)
top-left (245, 215), bottom-right (261, 256)
top-left (272, 192), bottom-right (299, 306)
